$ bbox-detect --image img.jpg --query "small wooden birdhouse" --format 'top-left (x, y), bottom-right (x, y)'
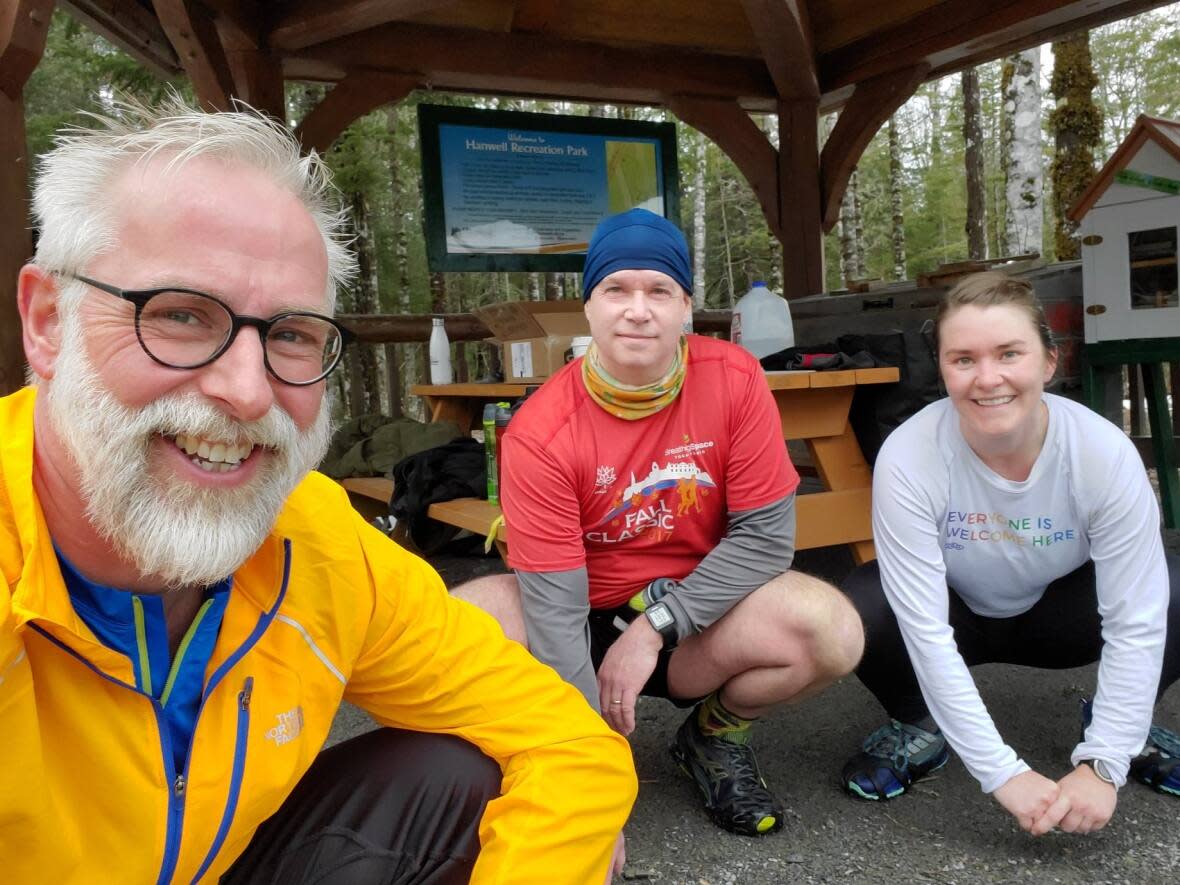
top-left (1071, 115), bottom-right (1180, 343)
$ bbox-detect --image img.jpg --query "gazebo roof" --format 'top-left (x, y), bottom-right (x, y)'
top-left (62, 0), bottom-right (1169, 114)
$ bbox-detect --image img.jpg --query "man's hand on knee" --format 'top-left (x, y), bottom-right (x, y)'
top-left (596, 620), bottom-right (662, 735)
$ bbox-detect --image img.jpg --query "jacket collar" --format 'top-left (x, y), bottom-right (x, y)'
top-left (2, 387), bottom-right (288, 644)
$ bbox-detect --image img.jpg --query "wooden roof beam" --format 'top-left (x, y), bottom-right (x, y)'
top-left (819, 0), bottom-right (1164, 96)
top-left (667, 95), bottom-right (780, 233)
top-left (59, 0), bottom-right (181, 78)
top-left (151, 0), bottom-right (235, 110)
top-left (1, 0), bottom-right (51, 98)
top-left (294, 70), bottom-right (417, 154)
top-left (1, 0), bottom-right (53, 396)
top-left (923, 0), bottom-right (1168, 83)
top-left (819, 63), bottom-right (929, 232)
top-left (511, 0), bottom-right (562, 32)
top-left (202, 0), bottom-right (264, 49)
top-left (739, 0), bottom-right (818, 99)
top-left (290, 23), bottom-right (778, 110)
top-left (271, 0), bottom-right (463, 51)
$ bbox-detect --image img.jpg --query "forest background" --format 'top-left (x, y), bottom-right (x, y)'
top-left (21, 4), bottom-right (1180, 420)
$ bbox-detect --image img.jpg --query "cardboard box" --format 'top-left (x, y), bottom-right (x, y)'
top-left (474, 300), bottom-right (590, 383)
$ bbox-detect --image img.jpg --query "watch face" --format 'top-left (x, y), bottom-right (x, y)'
top-left (647, 603), bottom-right (674, 630)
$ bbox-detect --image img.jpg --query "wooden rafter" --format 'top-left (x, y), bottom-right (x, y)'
top-left (221, 37), bottom-right (285, 119)
top-left (738, 0), bottom-right (817, 100)
top-left (294, 71), bottom-right (417, 154)
top-left (59, 0), bottom-right (181, 77)
top-left (923, 0), bottom-right (1166, 84)
top-left (202, 0), bottom-right (263, 49)
top-left (819, 0), bottom-right (1162, 96)
top-left (0, 0), bottom-right (51, 98)
top-left (151, 0), bottom-right (235, 110)
top-left (0, 0), bottom-right (52, 396)
top-left (511, 0), bottom-right (562, 32)
top-left (667, 95), bottom-right (781, 233)
top-left (819, 63), bottom-right (929, 232)
top-left (290, 22), bottom-right (778, 111)
top-left (271, 0), bottom-right (460, 52)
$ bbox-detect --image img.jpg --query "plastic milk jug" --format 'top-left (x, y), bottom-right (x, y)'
top-left (729, 281), bottom-right (794, 359)
top-left (428, 317), bottom-right (453, 384)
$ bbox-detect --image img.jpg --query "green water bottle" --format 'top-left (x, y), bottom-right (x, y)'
top-left (482, 403), bottom-right (499, 505)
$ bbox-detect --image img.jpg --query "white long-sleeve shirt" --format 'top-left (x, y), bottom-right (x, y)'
top-left (872, 393), bottom-right (1167, 792)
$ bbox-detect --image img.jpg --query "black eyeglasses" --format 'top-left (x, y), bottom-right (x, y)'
top-left (69, 275), bottom-right (353, 386)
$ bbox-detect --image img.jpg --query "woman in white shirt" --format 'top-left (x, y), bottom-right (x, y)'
top-left (841, 271), bottom-right (1180, 835)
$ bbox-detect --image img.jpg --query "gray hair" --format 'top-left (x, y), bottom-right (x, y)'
top-left (30, 92), bottom-right (356, 310)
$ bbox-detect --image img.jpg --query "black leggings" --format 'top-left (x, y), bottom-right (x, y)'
top-left (843, 556), bottom-right (1180, 724)
top-left (221, 728), bottom-right (500, 885)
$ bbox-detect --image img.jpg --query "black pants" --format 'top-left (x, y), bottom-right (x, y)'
top-left (843, 556), bottom-right (1180, 724)
top-left (221, 728), bottom-right (501, 885)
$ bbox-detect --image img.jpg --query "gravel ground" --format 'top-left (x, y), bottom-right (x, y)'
top-left (325, 535), bottom-right (1180, 884)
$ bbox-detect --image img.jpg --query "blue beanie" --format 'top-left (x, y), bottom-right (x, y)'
top-left (582, 208), bottom-right (693, 301)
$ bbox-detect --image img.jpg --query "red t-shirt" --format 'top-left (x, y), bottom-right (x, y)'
top-left (502, 335), bottom-right (798, 609)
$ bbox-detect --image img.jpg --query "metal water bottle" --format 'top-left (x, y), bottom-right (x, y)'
top-left (428, 317), bottom-right (453, 384)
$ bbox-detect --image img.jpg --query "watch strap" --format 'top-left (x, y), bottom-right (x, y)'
top-left (643, 601), bottom-right (678, 649)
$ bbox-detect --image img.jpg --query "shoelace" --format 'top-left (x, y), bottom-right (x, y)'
top-left (706, 737), bottom-right (772, 800)
top-left (862, 720), bottom-right (937, 770)
top-left (1147, 725), bottom-right (1180, 759)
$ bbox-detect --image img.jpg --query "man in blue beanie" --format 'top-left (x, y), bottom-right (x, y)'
top-left (456, 209), bottom-right (863, 850)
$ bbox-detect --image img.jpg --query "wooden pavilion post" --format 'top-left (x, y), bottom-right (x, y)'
top-left (777, 98), bottom-right (823, 298)
top-left (0, 0), bottom-right (51, 396)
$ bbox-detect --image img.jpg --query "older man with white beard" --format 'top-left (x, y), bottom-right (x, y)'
top-left (0, 99), bottom-right (635, 885)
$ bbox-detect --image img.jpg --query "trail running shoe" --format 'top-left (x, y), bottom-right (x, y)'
top-left (1131, 725), bottom-right (1180, 796)
top-left (842, 719), bottom-right (949, 801)
top-left (670, 707), bottom-right (784, 836)
top-left (1082, 697), bottom-right (1180, 796)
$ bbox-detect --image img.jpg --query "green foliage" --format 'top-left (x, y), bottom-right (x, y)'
top-left (24, 10), bottom-right (187, 159)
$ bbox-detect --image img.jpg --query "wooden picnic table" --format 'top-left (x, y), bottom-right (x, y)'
top-left (411, 366), bottom-right (899, 564)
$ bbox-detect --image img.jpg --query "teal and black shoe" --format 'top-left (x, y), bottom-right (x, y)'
top-left (1130, 725), bottom-right (1180, 796)
top-left (1083, 697), bottom-right (1180, 797)
top-left (842, 719), bottom-right (949, 801)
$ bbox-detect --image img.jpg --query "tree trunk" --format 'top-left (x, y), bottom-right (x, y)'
top-left (387, 104), bottom-right (420, 419)
top-left (527, 273), bottom-right (541, 301)
top-left (544, 273), bottom-right (563, 301)
top-left (1050, 31), bottom-right (1102, 261)
top-left (344, 190), bottom-right (383, 416)
top-left (963, 68), bottom-right (988, 260)
top-left (692, 129), bottom-right (707, 308)
top-left (839, 168), bottom-right (864, 285)
top-left (888, 117), bottom-right (907, 280)
top-left (1003, 48), bottom-right (1044, 256)
top-left (853, 175), bottom-right (867, 280)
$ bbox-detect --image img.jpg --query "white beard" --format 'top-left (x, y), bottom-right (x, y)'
top-left (44, 315), bottom-right (332, 589)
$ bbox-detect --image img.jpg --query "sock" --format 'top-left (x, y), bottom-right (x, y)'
top-left (697, 692), bottom-right (755, 745)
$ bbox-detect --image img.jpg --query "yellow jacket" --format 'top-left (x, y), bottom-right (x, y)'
top-left (0, 387), bottom-right (636, 883)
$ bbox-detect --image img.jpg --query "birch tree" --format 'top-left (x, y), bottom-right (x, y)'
top-left (839, 168), bottom-right (867, 284)
top-left (1002, 48), bottom-right (1043, 256)
top-left (692, 130), bottom-right (707, 308)
top-left (888, 117), bottom-right (907, 280)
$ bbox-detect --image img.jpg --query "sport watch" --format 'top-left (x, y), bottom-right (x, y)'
top-left (1081, 759), bottom-right (1117, 785)
top-left (643, 600), bottom-right (679, 649)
